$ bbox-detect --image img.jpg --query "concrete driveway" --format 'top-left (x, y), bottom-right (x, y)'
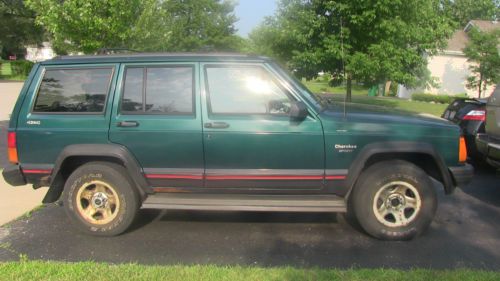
top-left (0, 167), bottom-right (499, 269)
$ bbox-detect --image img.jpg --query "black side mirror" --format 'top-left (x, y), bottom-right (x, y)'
top-left (289, 101), bottom-right (308, 120)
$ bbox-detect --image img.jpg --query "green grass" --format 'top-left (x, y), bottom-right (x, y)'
top-left (0, 62), bottom-right (27, 81)
top-left (303, 79), bottom-right (448, 117)
top-left (0, 261), bottom-right (498, 281)
top-left (303, 80), bottom-right (370, 95)
top-left (321, 94), bottom-right (447, 117)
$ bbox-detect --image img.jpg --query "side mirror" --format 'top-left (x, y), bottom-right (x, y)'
top-left (289, 101), bottom-right (308, 120)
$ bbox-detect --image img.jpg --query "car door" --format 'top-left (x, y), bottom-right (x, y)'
top-left (200, 62), bottom-right (325, 191)
top-left (109, 62), bottom-right (204, 190)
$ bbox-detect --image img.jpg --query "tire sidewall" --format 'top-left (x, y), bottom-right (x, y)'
top-left (64, 162), bottom-right (138, 236)
top-left (352, 161), bottom-right (437, 240)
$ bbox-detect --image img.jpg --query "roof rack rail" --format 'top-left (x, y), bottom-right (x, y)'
top-left (95, 48), bottom-right (140, 55)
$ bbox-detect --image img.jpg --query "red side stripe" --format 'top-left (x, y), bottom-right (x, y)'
top-left (205, 175), bottom-right (324, 180)
top-left (325, 175), bottom-right (347, 180)
top-left (23, 169), bottom-right (52, 174)
top-left (145, 174), bottom-right (203, 180)
top-left (145, 174), bottom-right (347, 181)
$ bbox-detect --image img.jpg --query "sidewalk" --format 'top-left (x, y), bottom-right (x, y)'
top-left (0, 174), bottom-right (46, 225)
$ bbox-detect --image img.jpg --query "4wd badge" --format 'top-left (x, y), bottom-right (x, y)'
top-left (335, 144), bottom-right (357, 153)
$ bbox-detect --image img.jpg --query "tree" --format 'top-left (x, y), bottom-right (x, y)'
top-left (130, 0), bottom-right (241, 52)
top-left (26, 0), bottom-right (242, 54)
top-left (463, 28), bottom-right (500, 98)
top-left (442, 0), bottom-right (499, 28)
top-left (248, 0), bottom-right (453, 101)
top-left (25, 0), bottom-right (142, 54)
top-left (0, 0), bottom-right (44, 58)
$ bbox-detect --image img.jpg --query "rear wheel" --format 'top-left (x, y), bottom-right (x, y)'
top-left (63, 162), bottom-right (139, 236)
top-left (351, 160), bottom-right (437, 240)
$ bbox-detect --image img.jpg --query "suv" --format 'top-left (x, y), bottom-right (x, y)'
top-left (476, 85), bottom-right (500, 168)
top-left (2, 53), bottom-right (473, 240)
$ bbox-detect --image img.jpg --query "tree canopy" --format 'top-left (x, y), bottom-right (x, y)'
top-left (248, 0), bottom-right (453, 100)
top-left (463, 28), bottom-right (500, 98)
top-left (0, 0), bottom-right (44, 58)
top-left (25, 0), bottom-right (241, 54)
top-left (442, 0), bottom-right (500, 28)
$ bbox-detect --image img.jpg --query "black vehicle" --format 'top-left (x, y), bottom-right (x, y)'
top-left (477, 86), bottom-right (500, 168)
top-left (442, 98), bottom-right (487, 160)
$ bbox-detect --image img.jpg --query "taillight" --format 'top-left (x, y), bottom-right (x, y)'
top-left (459, 136), bottom-right (467, 163)
top-left (462, 110), bottom-right (486, 121)
top-left (7, 132), bottom-right (19, 164)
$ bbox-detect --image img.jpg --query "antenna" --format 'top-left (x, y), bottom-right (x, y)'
top-left (340, 17), bottom-right (347, 119)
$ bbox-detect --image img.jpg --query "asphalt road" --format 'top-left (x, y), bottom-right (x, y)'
top-left (1, 119), bottom-right (500, 268)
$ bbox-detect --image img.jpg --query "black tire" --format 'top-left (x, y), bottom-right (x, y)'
top-left (63, 162), bottom-right (140, 236)
top-left (351, 160), bottom-right (437, 241)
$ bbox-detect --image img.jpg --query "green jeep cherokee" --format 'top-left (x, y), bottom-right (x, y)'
top-left (2, 53), bottom-right (473, 240)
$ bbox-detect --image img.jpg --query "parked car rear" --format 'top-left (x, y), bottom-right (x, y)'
top-left (476, 85), bottom-right (500, 168)
top-left (442, 98), bottom-right (486, 160)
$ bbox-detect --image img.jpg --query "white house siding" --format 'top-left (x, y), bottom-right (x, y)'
top-left (398, 53), bottom-right (496, 99)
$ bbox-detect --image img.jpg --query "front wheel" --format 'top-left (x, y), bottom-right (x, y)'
top-left (63, 162), bottom-right (140, 236)
top-left (351, 160), bottom-right (437, 240)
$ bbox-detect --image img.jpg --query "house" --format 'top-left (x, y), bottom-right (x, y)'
top-left (25, 42), bottom-right (56, 62)
top-left (398, 20), bottom-right (499, 99)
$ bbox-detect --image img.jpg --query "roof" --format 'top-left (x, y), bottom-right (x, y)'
top-left (41, 52), bottom-right (270, 65)
top-left (445, 20), bottom-right (500, 53)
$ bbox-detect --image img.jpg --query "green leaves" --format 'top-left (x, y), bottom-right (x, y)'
top-left (463, 28), bottom-right (500, 97)
top-left (249, 0), bottom-right (453, 93)
top-left (25, 0), bottom-right (240, 54)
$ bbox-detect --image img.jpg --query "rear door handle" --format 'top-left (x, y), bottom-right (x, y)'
top-left (204, 122), bottom-right (229, 129)
top-left (117, 121), bottom-right (139, 127)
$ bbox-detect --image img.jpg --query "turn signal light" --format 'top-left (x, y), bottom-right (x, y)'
top-left (7, 132), bottom-right (18, 164)
top-left (459, 136), bottom-right (467, 163)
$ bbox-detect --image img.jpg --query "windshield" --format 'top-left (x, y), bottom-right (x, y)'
top-left (269, 62), bottom-right (326, 111)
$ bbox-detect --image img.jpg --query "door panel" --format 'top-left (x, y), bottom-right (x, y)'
top-left (201, 63), bottom-right (325, 191)
top-left (109, 63), bottom-right (204, 188)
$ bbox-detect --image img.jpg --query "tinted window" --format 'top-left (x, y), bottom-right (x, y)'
top-left (34, 68), bottom-right (112, 113)
top-left (205, 66), bottom-right (292, 115)
top-left (121, 66), bottom-right (193, 114)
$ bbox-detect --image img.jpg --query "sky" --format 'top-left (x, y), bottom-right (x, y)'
top-left (234, 0), bottom-right (278, 37)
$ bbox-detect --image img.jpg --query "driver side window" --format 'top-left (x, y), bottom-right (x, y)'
top-left (205, 65), bottom-right (293, 115)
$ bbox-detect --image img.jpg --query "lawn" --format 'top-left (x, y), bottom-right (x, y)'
top-left (0, 62), bottom-right (28, 81)
top-left (303, 80), bottom-right (448, 117)
top-left (0, 261), bottom-right (499, 281)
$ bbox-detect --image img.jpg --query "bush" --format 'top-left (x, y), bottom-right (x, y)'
top-left (9, 60), bottom-right (34, 77)
top-left (411, 93), bottom-right (467, 104)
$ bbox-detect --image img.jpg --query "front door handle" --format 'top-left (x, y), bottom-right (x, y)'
top-left (117, 121), bottom-right (139, 127)
top-left (204, 122), bottom-right (230, 129)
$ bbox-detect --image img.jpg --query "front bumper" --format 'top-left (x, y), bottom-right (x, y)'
top-left (448, 163), bottom-right (474, 187)
top-left (2, 164), bottom-right (27, 186)
top-left (476, 133), bottom-right (500, 168)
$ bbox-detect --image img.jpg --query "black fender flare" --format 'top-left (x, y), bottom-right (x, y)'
top-left (344, 141), bottom-right (455, 197)
top-left (43, 144), bottom-right (150, 203)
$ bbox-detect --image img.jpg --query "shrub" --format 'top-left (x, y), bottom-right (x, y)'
top-left (411, 93), bottom-right (467, 104)
top-left (9, 60), bottom-right (34, 77)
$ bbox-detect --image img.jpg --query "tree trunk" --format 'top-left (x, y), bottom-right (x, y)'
top-left (346, 76), bottom-right (352, 102)
top-left (385, 81), bottom-right (392, 96)
top-left (478, 72), bottom-right (483, 98)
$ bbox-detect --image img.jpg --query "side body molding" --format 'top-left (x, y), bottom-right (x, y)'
top-left (344, 141), bottom-right (455, 196)
top-left (44, 144), bottom-right (150, 203)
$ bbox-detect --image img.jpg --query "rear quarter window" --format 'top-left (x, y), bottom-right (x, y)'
top-left (489, 84), bottom-right (500, 106)
top-left (33, 67), bottom-right (113, 113)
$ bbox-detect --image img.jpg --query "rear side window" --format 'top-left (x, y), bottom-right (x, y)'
top-left (33, 68), bottom-right (113, 113)
top-left (121, 66), bottom-right (194, 114)
top-left (489, 84), bottom-right (500, 106)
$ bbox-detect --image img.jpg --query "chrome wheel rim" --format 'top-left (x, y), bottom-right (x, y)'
top-left (373, 181), bottom-right (421, 227)
top-left (75, 180), bottom-right (120, 225)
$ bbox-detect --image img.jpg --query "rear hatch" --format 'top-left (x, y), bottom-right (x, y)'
top-left (442, 98), bottom-right (486, 123)
top-left (486, 86), bottom-right (500, 140)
